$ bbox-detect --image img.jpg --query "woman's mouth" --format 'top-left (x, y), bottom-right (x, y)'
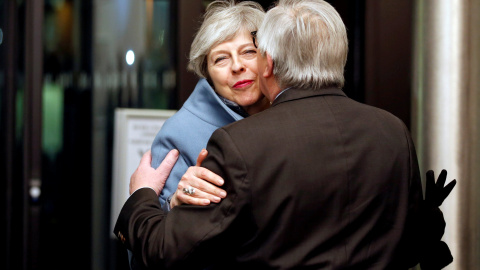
top-left (233, 80), bottom-right (254, 89)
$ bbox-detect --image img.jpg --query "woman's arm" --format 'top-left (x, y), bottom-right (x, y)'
top-left (150, 118), bottom-right (226, 209)
top-left (169, 149), bottom-right (227, 208)
top-left (152, 141), bottom-right (226, 209)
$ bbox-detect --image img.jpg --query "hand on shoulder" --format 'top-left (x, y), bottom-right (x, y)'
top-left (129, 149), bottom-right (179, 196)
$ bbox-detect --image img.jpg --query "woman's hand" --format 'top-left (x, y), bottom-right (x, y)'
top-left (170, 149), bottom-right (227, 208)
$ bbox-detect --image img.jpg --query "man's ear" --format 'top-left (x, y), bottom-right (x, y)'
top-left (263, 53), bottom-right (274, 78)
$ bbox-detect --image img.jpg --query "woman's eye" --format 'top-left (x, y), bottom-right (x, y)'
top-left (244, 50), bottom-right (257, 54)
top-left (214, 57), bottom-right (227, 64)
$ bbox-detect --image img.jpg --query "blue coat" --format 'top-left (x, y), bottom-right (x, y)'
top-left (150, 78), bottom-right (244, 206)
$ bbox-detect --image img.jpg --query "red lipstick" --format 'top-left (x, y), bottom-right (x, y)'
top-left (233, 80), bottom-right (253, 88)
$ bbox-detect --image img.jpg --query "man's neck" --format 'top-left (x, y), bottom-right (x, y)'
top-left (244, 96), bottom-right (271, 115)
top-left (265, 80), bottom-right (282, 102)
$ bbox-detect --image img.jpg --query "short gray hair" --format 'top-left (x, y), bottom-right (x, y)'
top-left (257, 0), bottom-right (348, 89)
top-left (189, 0), bottom-right (265, 79)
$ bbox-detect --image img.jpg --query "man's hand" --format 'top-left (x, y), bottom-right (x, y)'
top-left (129, 149), bottom-right (179, 196)
top-left (419, 169), bottom-right (456, 269)
top-left (422, 169), bottom-right (457, 242)
top-left (425, 169), bottom-right (456, 207)
top-left (170, 149), bottom-right (226, 208)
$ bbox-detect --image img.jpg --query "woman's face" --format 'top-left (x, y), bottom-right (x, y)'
top-left (207, 30), bottom-right (265, 113)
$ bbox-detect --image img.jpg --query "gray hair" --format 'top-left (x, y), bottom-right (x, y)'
top-left (257, 0), bottom-right (348, 89)
top-left (189, 0), bottom-right (265, 79)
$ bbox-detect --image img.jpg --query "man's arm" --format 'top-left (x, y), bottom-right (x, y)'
top-left (419, 170), bottom-right (455, 269)
top-left (400, 129), bottom-right (424, 268)
top-left (401, 126), bottom-right (455, 269)
top-left (114, 128), bottom-right (253, 269)
top-left (127, 149), bottom-right (179, 270)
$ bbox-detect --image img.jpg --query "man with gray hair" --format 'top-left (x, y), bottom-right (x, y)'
top-left (115, 0), bottom-right (454, 269)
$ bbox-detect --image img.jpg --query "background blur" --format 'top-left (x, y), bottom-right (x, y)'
top-left (1, 0), bottom-right (479, 269)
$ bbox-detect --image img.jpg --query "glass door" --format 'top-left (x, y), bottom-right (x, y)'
top-left (1, 0), bottom-right (29, 269)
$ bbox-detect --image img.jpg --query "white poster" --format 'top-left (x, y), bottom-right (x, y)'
top-left (110, 108), bottom-right (176, 236)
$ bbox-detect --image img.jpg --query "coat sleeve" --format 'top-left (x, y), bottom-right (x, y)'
top-left (400, 126), bottom-right (453, 269)
top-left (401, 126), bottom-right (423, 268)
top-left (115, 128), bottom-right (254, 269)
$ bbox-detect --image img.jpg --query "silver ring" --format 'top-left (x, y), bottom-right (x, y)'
top-left (183, 186), bottom-right (195, 196)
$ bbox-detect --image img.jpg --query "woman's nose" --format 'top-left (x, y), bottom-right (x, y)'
top-left (231, 58), bottom-right (245, 73)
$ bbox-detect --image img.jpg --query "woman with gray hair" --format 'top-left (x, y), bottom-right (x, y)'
top-left (128, 1), bottom-right (266, 268)
top-left (149, 0), bottom-right (268, 210)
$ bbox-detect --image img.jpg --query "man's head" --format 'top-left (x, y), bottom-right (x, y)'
top-left (256, 0), bottom-right (348, 99)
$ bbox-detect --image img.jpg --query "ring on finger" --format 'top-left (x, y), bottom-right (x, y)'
top-left (182, 186), bottom-right (195, 196)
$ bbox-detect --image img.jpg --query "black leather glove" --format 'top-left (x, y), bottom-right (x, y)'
top-left (425, 169), bottom-right (456, 208)
top-left (420, 169), bottom-right (456, 270)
